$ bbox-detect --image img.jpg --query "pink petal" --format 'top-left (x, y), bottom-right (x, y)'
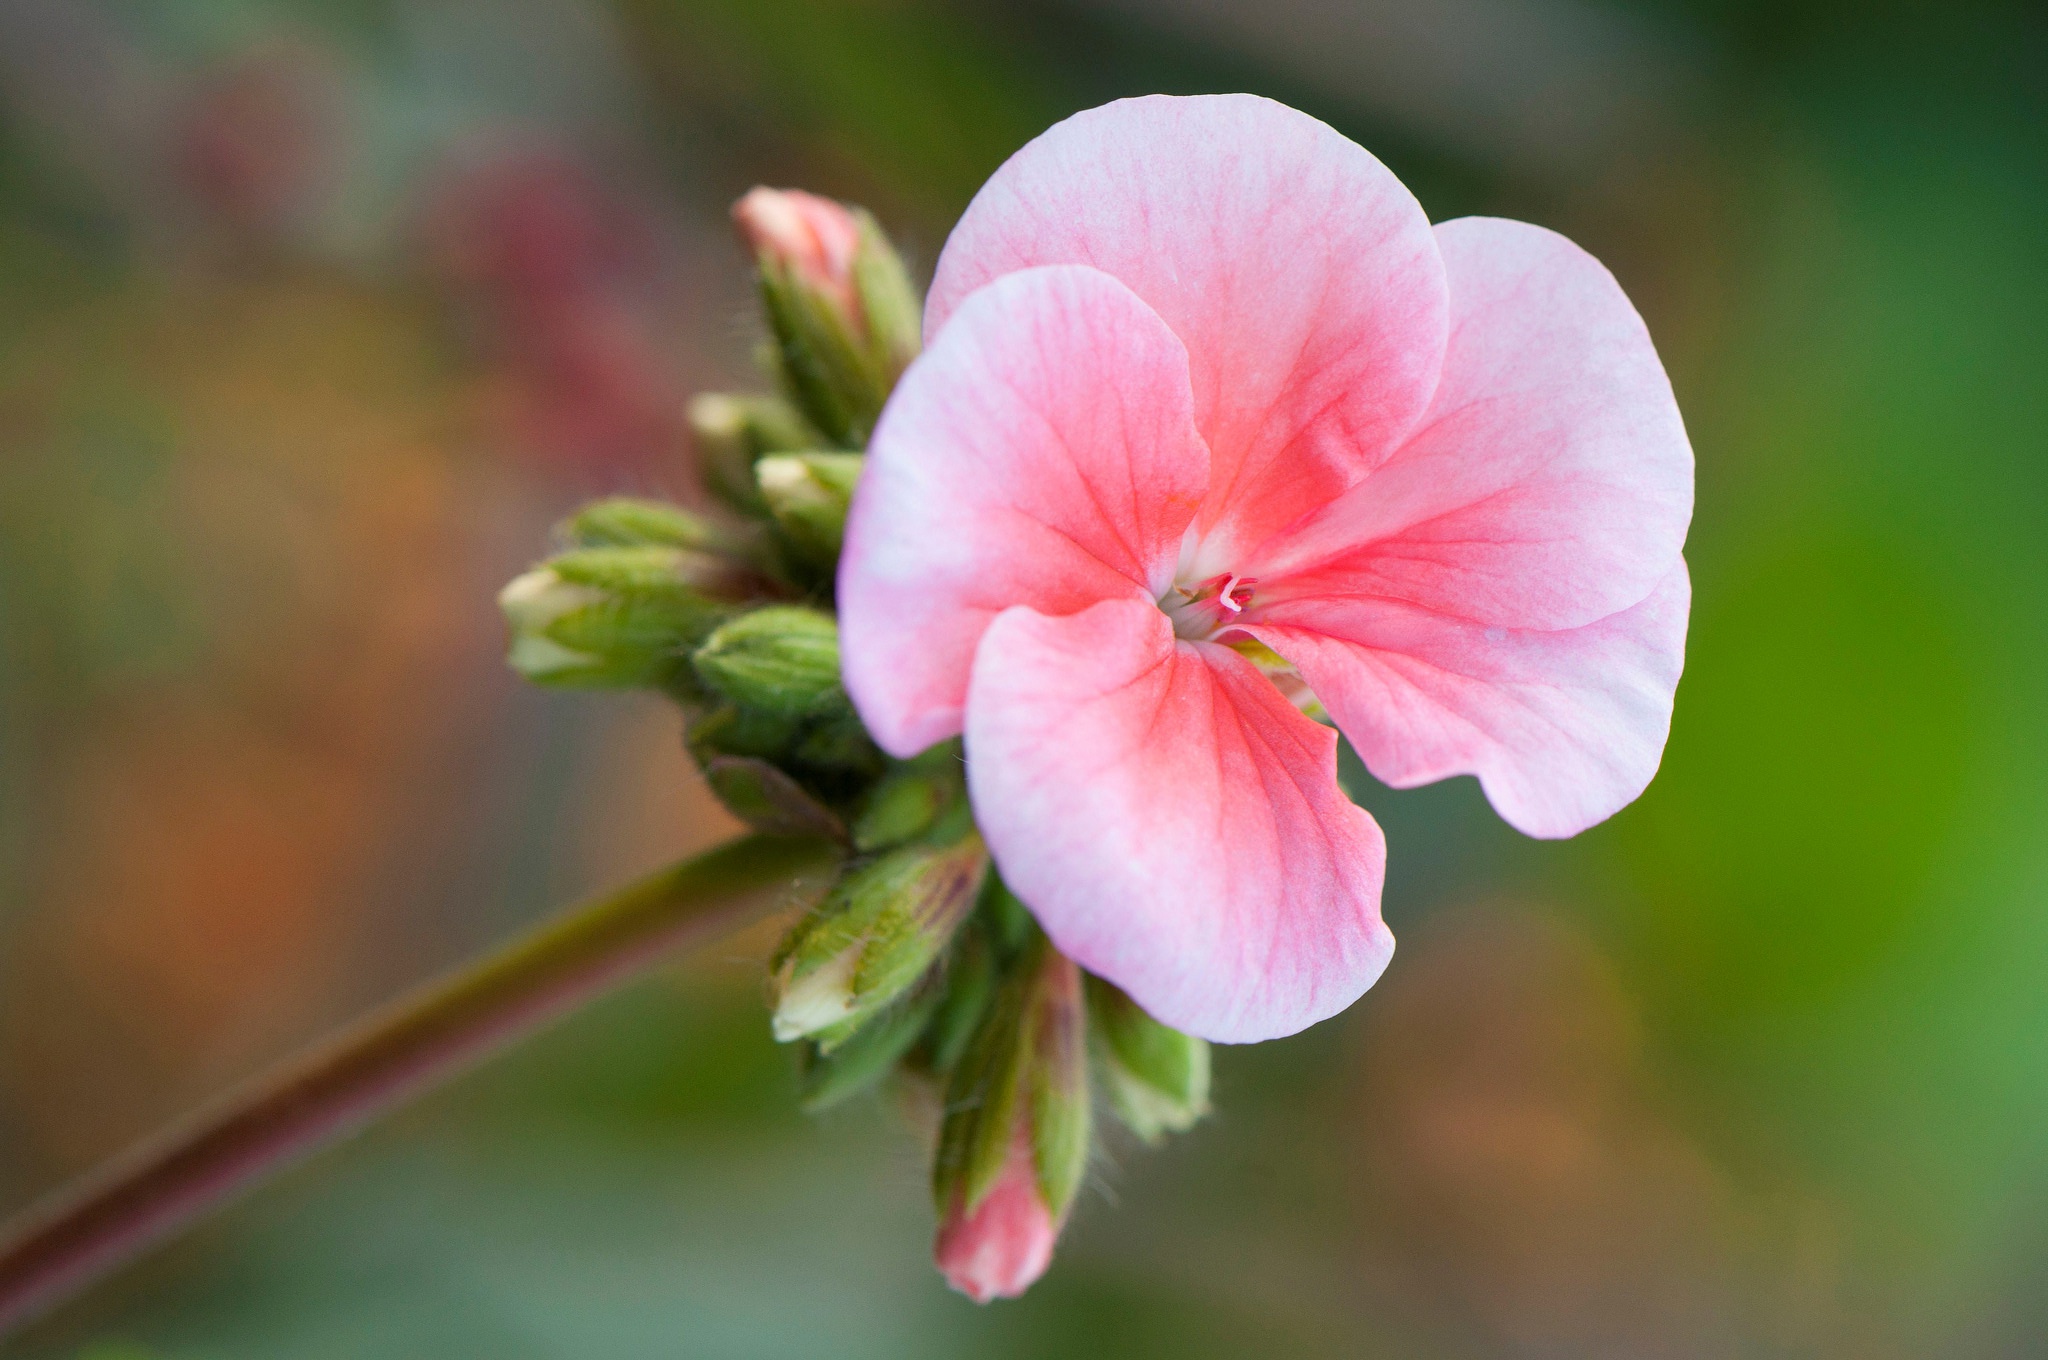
top-left (965, 598), bottom-right (1392, 1043)
top-left (1246, 216), bottom-right (1694, 632)
top-left (933, 1132), bottom-right (1059, 1303)
top-left (1244, 562), bottom-right (1691, 840)
top-left (926, 94), bottom-right (1447, 565)
top-left (839, 265), bottom-right (1208, 758)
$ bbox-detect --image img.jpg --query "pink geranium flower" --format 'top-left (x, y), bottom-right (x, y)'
top-left (839, 95), bottom-right (1692, 1043)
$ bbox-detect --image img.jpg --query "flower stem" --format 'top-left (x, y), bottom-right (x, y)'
top-left (0, 832), bottom-right (842, 1336)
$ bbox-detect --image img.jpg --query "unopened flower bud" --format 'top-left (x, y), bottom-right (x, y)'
top-left (499, 546), bottom-right (745, 689)
top-left (499, 568), bottom-right (601, 682)
top-left (692, 605), bottom-right (844, 719)
top-left (769, 833), bottom-right (987, 1046)
top-left (686, 700), bottom-right (804, 766)
top-left (791, 709), bottom-right (888, 778)
top-left (560, 495), bottom-right (750, 557)
top-left (853, 744), bottom-right (965, 852)
top-left (756, 452), bottom-right (862, 569)
top-left (933, 1132), bottom-right (1059, 1303)
top-left (733, 187), bottom-right (861, 306)
top-left (1085, 975), bottom-right (1210, 1143)
top-left (734, 187), bottom-right (920, 446)
top-left (689, 392), bottom-right (822, 515)
top-left (699, 755), bottom-right (846, 840)
top-left (931, 939), bottom-right (1090, 1302)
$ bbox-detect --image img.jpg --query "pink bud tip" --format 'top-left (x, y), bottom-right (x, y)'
top-left (731, 187), bottom-right (861, 305)
top-left (933, 1146), bottom-right (1059, 1303)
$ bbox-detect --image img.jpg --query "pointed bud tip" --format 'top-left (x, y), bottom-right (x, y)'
top-left (770, 949), bottom-right (859, 1043)
top-left (499, 568), bottom-right (607, 681)
top-left (498, 566), bottom-right (588, 623)
top-left (754, 454), bottom-right (809, 497)
top-left (933, 1145), bottom-right (1059, 1303)
top-left (687, 391), bottom-right (747, 437)
top-left (732, 187), bottom-right (860, 301)
top-left (756, 452), bottom-right (862, 569)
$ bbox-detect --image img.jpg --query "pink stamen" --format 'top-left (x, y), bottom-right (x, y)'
top-left (1218, 573), bottom-right (1246, 614)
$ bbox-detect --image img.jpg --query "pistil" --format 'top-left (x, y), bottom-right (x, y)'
top-left (1161, 572), bottom-right (1258, 640)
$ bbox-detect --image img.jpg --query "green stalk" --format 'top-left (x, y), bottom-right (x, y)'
top-left (0, 832), bottom-right (842, 1336)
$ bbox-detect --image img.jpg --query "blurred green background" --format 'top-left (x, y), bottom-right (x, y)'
top-left (0, 0), bottom-right (2043, 1355)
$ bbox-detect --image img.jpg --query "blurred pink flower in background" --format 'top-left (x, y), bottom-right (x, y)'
top-left (840, 94), bottom-right (1692, 1044)
top-left (425, 149), bottom-right (684, 479)
top-left (174, 40), bottom-right (344, 240)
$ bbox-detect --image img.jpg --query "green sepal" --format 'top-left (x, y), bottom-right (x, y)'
top-left (932, 936), bottom-right (1091, 1219)
top-left (546, 545), bottom-right (714, 594)
top-left (1030, 955), bottom-right (1091, 1218)
top-left (500, 546), bottom-right (747, 691)
top-left (1085, 975), bottom-right (1210, 1143)
top-left (758, 258), bottom-right (878, 447)
top-left (559, 497), bottom-right (745, 555)
top-left (846, 837), bottom-right (988, 1022)
top-left (768, 833), bottom-right (987, 1046)
top-left (797, 982), bottom-right (942, 1112)
top-left (850, 210), bottom-right (921, 378)
top-left (933, 951), bottom-right (1035, 1214)
top-left (853, 743), bottom-right (965, 852)
top-left (687, 702), bottom-right (806, 765)
top-left (532, 600), bottom-right (697, 689)
top-left (700, 755), bottom-right (847, 840)
top-left (919, 925), bottom-right (995, 1075)
top-left (753, 207), bottom-right (918, 447)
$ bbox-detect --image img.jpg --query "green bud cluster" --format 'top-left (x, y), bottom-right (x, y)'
top-left (494, 188), bottom-right (1214, 1288)
top-left (684, 607), bottom-right (884, 824)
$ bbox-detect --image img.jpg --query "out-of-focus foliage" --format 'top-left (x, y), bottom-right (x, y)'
top-left (0, 0), bottom-right (2044, 1355)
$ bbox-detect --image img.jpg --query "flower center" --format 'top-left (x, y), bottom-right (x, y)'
top-left (1160, 571), bottom-right (1257, 641)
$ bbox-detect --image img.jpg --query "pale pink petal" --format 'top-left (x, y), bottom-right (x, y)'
top-left (965, 598), bottom-right (1392, 1043)
top-left (926, 94), bottom-right (1447, 564)
top-left (839, 265), bottom-right (1208, 758)
top-left (1243, 562), bottom-right (1690, 840)
top-left (933, 1133), bottom-right (1058, 1303)
top-left (1245, 216), bottom-right (1694, 632)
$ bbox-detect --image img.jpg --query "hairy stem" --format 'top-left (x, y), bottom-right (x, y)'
top-left (0, 832), bottom-right (842, 1336)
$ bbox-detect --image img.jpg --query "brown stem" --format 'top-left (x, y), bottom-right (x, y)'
top-left (0, 832), bottom-right (842, 1336)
